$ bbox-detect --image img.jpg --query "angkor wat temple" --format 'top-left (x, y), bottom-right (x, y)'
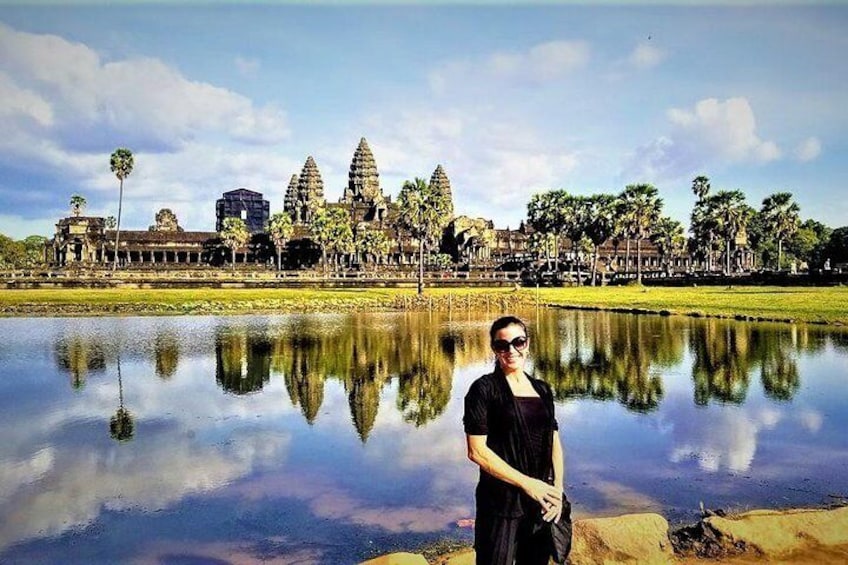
top-left (51, 137), bottom-right (726, 275)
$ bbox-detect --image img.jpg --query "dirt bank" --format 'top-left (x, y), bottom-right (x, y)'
top-left (361, 505), bottom-right (848, 564)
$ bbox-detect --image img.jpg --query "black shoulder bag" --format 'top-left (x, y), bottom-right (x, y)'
top-left (549, 493), bottom-right (573, 564)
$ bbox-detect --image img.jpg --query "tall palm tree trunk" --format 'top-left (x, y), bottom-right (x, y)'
top-left (777, 239), bottom-right (783, 271)
top-left (636, 238), bottom-right (643, 283)
top-left (113, 178), bottom-right (123, 271)
top-left (591, 245), bottom-right (599, 286)
top-left (418, 238), bottom-right (424, 295)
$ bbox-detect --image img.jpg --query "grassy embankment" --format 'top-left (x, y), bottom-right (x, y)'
top-left (0, 286), bottom-right (845, 324)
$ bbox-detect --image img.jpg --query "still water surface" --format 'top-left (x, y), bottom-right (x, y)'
top-left (1, 309), bottom-right (846, 564)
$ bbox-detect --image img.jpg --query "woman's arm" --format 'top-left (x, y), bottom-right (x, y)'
top-left (552, 429), bottom-right (564, 490)
top-left (543, 430), bottom-right (566, 522)
top-left (466, 434), bottom-right (560, 508)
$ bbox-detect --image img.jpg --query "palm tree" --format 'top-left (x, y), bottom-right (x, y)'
top-left (327, 210), bottom-right (354, 268)
top-left (689, 176), bottom-right (714, 272)
top-left (69, 194), bottom-right (86, 217)
top-left (110, 356), bottom-right (134, 442)
top-left (219, 217), bottom-right (250, 269)
top-left (527, 192), bottom-right (560, 271)
top-left (692, 175), bottom-right (711, 202)
top-left (711, 190), bottom-right (750, 274)
top-left (356, 225), bottom-right (391, 271)
top-left (266, 212), bottom-right (294, 271)
top-left (761, 192), bottom-right (800, 271)
top-left (651, 216), bottom-right (685, 275)
top-left (620, 184), bottom-right (663, 283)
top-left (584, 194), bottom-right (617, 286)
top-left (309, 206), bottom-right (352, 274)
top-left (398, 177), bottom-right (452, 295)
top-left (110, 148), bottom-right (134, 270)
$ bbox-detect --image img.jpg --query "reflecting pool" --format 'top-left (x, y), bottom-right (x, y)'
top-left (1, 310), bottom-right (847, 563)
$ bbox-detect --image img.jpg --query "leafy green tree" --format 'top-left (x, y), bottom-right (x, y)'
top-left (761, 192), bottom-right (800, 271)
top-left (69, 194), bottom-right (86, 217)
top-left (619, 184), bottom-right (663, 283)
top-left (398, 177), bottom-right (452, 294)
top-left (823, 226), bottom-right (848, 266)
top-left (266, 212), bottom-right (294, 270)
top-left (23, 235), bottom-right (47, 267)
top-left (0, 234), bottom-right (26, 268)
top-left (788, 219), bottom-right (832, 270)
top-left (219, 217), bottom-right (250, 269)
top-left (584, 194), bottom-right (617, 285)
top-left (109, 148), bottom-right (134, 270)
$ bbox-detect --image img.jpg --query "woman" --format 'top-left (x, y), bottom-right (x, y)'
top-left (464, 315), bottom-right (565, 565)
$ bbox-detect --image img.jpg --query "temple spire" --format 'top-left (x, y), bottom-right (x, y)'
top-left (344, 137), bottom-right (382, 204)
top-left (295, 156), bottom-right (324, 223)
top-left (430, 164), bottom-right (454, 219)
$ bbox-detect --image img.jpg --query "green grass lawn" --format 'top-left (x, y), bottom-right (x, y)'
top-left (534, 286), bottom-right (848, 325)
top-left (0, 285), bottom-right (845, 324)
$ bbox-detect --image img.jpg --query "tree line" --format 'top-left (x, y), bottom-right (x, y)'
top-left (526, 176), bottom-right (846, 283)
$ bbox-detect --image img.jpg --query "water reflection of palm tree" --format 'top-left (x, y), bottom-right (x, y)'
top-left (110, 356), bottom-right (134, 442)
top-left (55, 336), bottom-right (106, 390)
top-left (154, 332), bottom-right (179, 379)
top-left (752, 329), bottom-right (800, 402)
top-left (215, 328), bottom-right (271, 395)
top-left (396, 330), bottom-right (453, 427)
top-left (691, 321), bottom-right (751, 405)
top-left (761, 348), bottom-right (799, 401)
top-left (533, 310), bottom-right (671, 412)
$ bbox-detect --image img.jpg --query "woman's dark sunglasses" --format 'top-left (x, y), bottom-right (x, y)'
top-left (492, 336), bottom-right (529, 353)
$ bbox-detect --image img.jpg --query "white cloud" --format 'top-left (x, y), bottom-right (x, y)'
top-left (628, 43), bottom-right (665, 70)
top-left (0, 23), bottom-right (289, 150)
top-left (235, 56), bottom-right (260, 77)
top-left (668, 405), bottom-right (783, 474)
top-left (356, 106), bottom-right (579, 226)
top-left (429, 39), bottom-right (589, 94)
top-left (623, 97), bottom-right (783, 182)
top-left (795, 136), bottom-right (821, 162)
top-left (0, 71), bottom-right (53, 127)
top-left (0, 22), bottom-right (296, 236)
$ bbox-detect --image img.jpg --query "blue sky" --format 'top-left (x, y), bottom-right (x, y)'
top-left (0, 2), bottom-right (846, 239)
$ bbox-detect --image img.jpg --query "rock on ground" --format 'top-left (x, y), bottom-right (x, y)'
top-left (703, 506), bottom-right (848, 559)
top-left (570, 512), bottom-right (674, 564)
top-left (360, 552), bottom-right (429, 565)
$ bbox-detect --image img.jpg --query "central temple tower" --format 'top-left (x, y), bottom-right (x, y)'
top-left (342, 138), bottom-right (383, 205)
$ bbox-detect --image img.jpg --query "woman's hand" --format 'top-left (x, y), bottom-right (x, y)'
top-left (541, 492), bottom-right (563, 523)
top-left (523, 478), bottom-right (560, 513)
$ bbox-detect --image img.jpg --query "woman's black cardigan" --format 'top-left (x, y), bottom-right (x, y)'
top-left (463, 367), bottom-right (559, 518)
